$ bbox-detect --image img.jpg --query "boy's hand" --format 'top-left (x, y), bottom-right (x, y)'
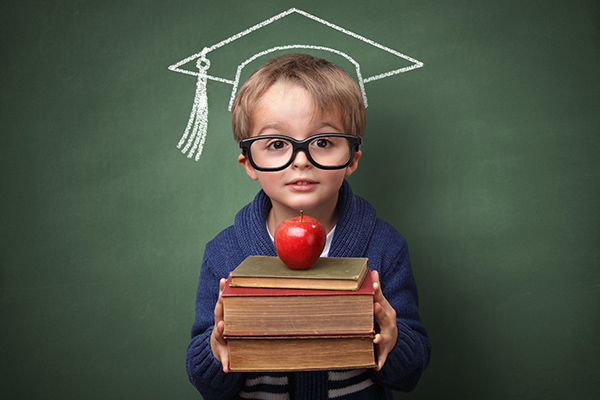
top-left (371, 270), bottom-right (398, 371)
top-left (210, 278), bottom-right (229, 373)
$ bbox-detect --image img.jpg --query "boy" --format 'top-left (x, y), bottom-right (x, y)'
top-left (186, 53), bottom-right (430, 400)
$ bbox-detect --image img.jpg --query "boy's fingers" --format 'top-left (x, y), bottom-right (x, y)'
top-left (374, 301), bottom-right (386, 324)
top-left (374, 298), bottom-right (395, 326)
top-left (211, 321), bottom-right (225, 345)
top-left (376, 353), bottom-right (388, 371)
top-left (217, 320), bottom-right (230, 373)
top-left (214, 297), bottom-right (224, 320)
top-left (214, 278), bottom-right (227, 321)
top-left (370, 270), bottom-right (399, 372)
top-left (371, 270), bottom-right (388, 305)
top-left (216, 320), bottom-right (225, 336)
top-left (373, 333), bottom-right (388, 371)
top-left (222, 352), bottom-right (229, 374)
top-left (370, 270), bottom-right (380, 287)
top-left (374, 301), bottom-right (384, 314)
top-left (210, 277), bottom-right (231, 373)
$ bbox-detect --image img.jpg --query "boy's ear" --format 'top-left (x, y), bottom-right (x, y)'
top-left (344, 150), bottom-right (361, 177)
top-left (238, 152), bottom-right (259, 181)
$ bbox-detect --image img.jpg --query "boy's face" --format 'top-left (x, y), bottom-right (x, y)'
top-left (238, 81), bottom-right (361, 221)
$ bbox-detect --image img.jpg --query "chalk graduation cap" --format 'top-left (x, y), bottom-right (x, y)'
top-left (168, 7), bottom-right (423, 161)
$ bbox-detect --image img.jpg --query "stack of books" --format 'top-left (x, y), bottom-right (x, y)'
top-left (222, 256), bottom-right (376, 372)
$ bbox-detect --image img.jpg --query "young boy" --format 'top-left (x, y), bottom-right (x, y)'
top-left (186, 53), bottom-right (430, 400)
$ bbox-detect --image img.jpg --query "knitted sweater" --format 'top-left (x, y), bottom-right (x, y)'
top-left (186, 181), bottom-right (431, 399)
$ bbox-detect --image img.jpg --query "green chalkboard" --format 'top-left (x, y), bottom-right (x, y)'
top-left (1, 0), bottom-right (598, 399)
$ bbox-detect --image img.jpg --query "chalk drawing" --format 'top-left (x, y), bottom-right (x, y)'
top-left (228, 45), bottom-right (368, 110)
top-left (169, 7), bottom-right (423, 161)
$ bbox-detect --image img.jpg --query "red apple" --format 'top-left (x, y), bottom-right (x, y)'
top-left (274, 211), bottom-right (326, 270)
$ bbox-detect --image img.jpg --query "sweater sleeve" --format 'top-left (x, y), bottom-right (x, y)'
top-left (367, 222), bottom-right (431, 392)
top-left (185, 244), bottom-right (246, 400)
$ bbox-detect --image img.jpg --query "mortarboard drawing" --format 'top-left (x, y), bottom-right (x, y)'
top-left (168, 7), bottom-right (424, 161)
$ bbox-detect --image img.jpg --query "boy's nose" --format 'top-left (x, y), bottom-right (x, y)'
top-left (291, 150), bottom-right (311, 169)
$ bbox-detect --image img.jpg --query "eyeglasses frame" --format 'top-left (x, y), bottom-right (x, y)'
top-left (238, 133), bottom-right (362, 172)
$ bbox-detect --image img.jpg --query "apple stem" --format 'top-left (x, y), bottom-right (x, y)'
top-left (300, 210), bottom-right (304, 222)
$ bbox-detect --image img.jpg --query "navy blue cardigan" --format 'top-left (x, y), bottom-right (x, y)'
top-left (186, 181), bottom-right (430, 399)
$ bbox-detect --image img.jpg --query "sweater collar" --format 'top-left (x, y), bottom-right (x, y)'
top-left (234, 180), bottom-right (377, 258)
top-left (234, 187), bottom-right (276, 257)
top-left (329, 180), bottom-right (378, 258)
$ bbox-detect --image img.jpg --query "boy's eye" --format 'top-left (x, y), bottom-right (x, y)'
top-left (266, 140), bottom-right (289, 150)
top-left (313, 138), bottom-right (332, 148)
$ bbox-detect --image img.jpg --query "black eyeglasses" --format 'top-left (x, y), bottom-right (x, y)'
top-left (239, 133), bottom-right (362, 172)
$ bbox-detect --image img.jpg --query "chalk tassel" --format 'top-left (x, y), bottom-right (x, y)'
top-left (178, 55), bottom-right (210, 161)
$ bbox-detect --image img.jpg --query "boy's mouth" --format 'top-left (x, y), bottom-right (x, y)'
top-left (287, 179), bottom-right (317, 191)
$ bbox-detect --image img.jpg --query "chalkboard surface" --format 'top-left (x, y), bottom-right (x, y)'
top-left (1, 1), bottom-right (598, 399)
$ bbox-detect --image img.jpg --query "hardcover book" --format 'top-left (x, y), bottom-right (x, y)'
top-left (222, 272), bottom-right (374, 336)
top-left (229, 256), bottom-right (369, 291)
top-left (227, 334), bottom-right (377, 372)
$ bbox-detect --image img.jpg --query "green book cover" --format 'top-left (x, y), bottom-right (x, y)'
top-left (229, 256), bottom-right (369, 290)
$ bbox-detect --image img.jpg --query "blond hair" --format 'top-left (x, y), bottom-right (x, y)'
top-left (231, 53), bottom-right (366, 141)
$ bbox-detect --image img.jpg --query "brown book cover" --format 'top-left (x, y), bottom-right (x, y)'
top-left (227, 334), bottom-right (377, 372)
top-left (222, 272), bottom-right (374, 336)
top-left (229, 256), bottom-right (369, 291)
